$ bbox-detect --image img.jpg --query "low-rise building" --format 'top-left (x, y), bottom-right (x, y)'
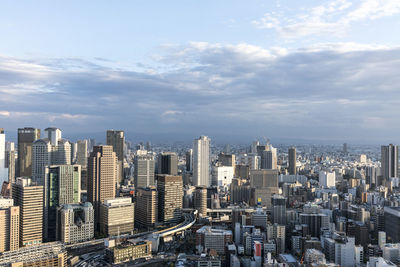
top-left (106, 240), bottom-right (152, 264)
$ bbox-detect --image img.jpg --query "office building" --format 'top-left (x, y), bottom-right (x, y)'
top-left (0, 129), bottom-right (7, 187)
top-left (0, 242), bottom-right (66, 266)
top-left (319, 171), bottom-right (336, 188)
top-left (299, 213), bottom-right (329, 238)
top-left (87, 145), bottom-right (118, 228)
top-left (157, 175), bottom-right (183, 223)
top-left (288, 147), bottom-right (296, 175)
top-left (196, 226), bottom-right (233, 255)
top-left (76, 140), bottom-right (88, 166)
top-left (43, 165), bottom-right (81, 241)
top-left (106, 130), bottom-right (125, 184)
top-left (44, 127), bottom-right (62, 146)
top-left (135, 187), bottom-right (158, 229)
top-left (218, 153), bottom-right (235, 168)
top-left (212, 166), bottom-right (234, 187)
top-left (251, 208), bottom-right (268, 230)
top-left (17, 127), bottom-right (40, 177)
top-left (266, 223), bottom-right (286, 254)
top-left (381, 144), bottom-right (398, 179)
top-left (250, 169), bottom-right (279, 208)
top-left (134, 154), bottom-right (155, 188)
top-left (335, 237), bottom-right (355, 267)
top-left (5, 142), bottom-right (16, 186)
top-left (12, 177), bottom-right (43, 247)
top-left (0, 198), bottom-right (19, 252)
top-left (58, 202), bottom-right (94, 244)
top-left (194, 186), bottom-right (207, 217)
top-left (106, 240), bottom-right (152, 264)
top-left (384, 206), bottom-right (400, 243)
top-left (261, 146), bottom-right (277, 170)
top-left (271, 195), bottom-right (287, 225)
top-left (193, 136), bottom-right (210, 186)
top-left (186, 149), bottom-right (193, 172)
top-left (100, 197), bottom-right (134, 236)
top-left (158, 152), bottom-right (178, 175)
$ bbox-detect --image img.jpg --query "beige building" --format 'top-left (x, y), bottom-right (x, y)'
top-left (106, 240), bottom-right (151, 264)
top-left (0, 198), bottom-right (19, 252)
top-left (194, 186), bottom-right (207, 217)
top-left (87, 145), bottom-right (118, 228)
top-left (100, 197), bottom-right (134, 236)
top-left (12, 178), bottom-right (43, 248)
top-left (157, 175), bottom-right (183, 224)
top-left (135, 187), bottom-right (158, 229)
top-left (0, 241), bottom-right (66, 266)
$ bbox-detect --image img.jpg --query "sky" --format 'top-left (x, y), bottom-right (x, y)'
top-left (1, 0), bottom-right (400, 144)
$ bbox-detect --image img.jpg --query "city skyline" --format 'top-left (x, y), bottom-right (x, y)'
top-left (1, 1), bottom-right (400, 143)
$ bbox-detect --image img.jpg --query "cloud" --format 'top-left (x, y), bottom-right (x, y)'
top-left (253, 0), bottom-right (400, 39)
top-left (1, 42), bottom-right (400, 142)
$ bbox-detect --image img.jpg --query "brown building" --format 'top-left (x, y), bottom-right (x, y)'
top-left (12, 178), bottom-right (43, 248)
top-left (87, 145), bottom-right (118, 229)
top-left (135, 187), bottom-right (158, 229)
top-left (17, 128), bottom-right (40, 177)
top-left (106, 130), bottom-right (125, 184)
top-left (194, 186), bottom-right (207, 217)
top-left (157, 175), bottom-right (183, 224)
top-left (0, 199), bottom-right (19, 252)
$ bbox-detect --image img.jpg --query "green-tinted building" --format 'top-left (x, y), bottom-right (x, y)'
top-left (44, 165), bottom-right (81, 241)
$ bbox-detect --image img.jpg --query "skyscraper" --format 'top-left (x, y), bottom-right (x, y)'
top-left (0, 198), bottom-right (19, 252)
top-left (76, 140), bottom-right (88, 166)
top-left (87, 145), bottom-right (118, 228)
top-left (186, 149), bottom-right (193, 172)
top-left (106, 130), bottom-right (125, 184)
top-left (271, 195), bottom-right (287, 225)
top-left (134, 155), bottom-right (155, 188)
top-left (381, 144), bottom-right (398, 179)
top-left (250, 169), bottom-right (279, 208)
top-left (5, 142), bottom-right (16, 186)
top-left (17, 127), bottom-right (40, 177)
top-left (135, 186), bottom-right (158, 229)
top-left (194, 186), bottom-right (207, 217)
top-left (193, 136), bottom-right (210, 187)
top-left (43, 165), bottom-right (81, 241)
top-left (44, 127), bottom-right (62, 146)
top-left (288, 147), bottom-right (296, 175)
top-left (158, 152), bottom-right (178, 175)
top-left (261, 146), bottom-right (277, 170)
top-left (12, 177), bottom-right (43, 247)
top-left (0, 129), bottom-right (8, 186)
top-left (157, 175), bottom-right (183, 223)
top-left (99, 197), bottom-right (134, 236)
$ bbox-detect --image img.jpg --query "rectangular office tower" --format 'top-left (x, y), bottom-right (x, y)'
top-left (12, 178), bottom-right (43, 247)
top-left (0, 129), bottom-right (7, 187)
top-left (288, 147), bottom-right (296, 175)
top-left (193, 136), bottom-right (210, 187)
top-left (381, 144), bottom-right (398, 180)
top-left (134, 155), bottom-right (155, 188)
top-left (135, 186), bottom-right (158, 229)
top-left (17, 127), bottom-right (40, 177)
top-left (0, 198), bottom-right (19, 252)
top-left (87, 145), bottom-right (118, 228)
top-left (106, 130), bottom-right (125, 184)
top-left (158, 152), bottom-right (178, 175)
top-left (157, 175), bottom-right (183, 224)
top-left (100, 197), bottom-right (134, 236)
top-left (43, 165), bottom-right (81, 241)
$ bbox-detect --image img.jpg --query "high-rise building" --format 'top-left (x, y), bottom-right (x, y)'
top-left (212, 166), bottom-right (234, 187)
top-left (194, 186), bottom-right (207, 217)
top-left (12, 177), bottom-right (43, 247)
top-left (107, 130), bottom-right (125, 184)
top-left (135, 186), bottom-right (158, 229)
top-left (319, 171), bottom-right (336, 188)
top-left (288, 147), bottom-right (296, 175)
top-left (87, 145), bottom-right (118, 228)
top-left (381, 144), bottom-right (398, 179)
top-left (218, 153), bottom-right (235, 168)
top-left (70, 142), bottom-right (77, 164)
top-left (5, 142), bottom-right (16, 186)
top-left (43, 165), bottom-right (81, 241)
top-left (271, 195), bottom-right (287, 225)
top-left (76, 140), bottom-right (88, 166)
top-left (17, 127), bottom-right (40, 177)
top-left (186, 149), bottom-right (193, 172)
top-left (0, 129), bottom-right (7, 187)
top-left (158, 152), bottom-right (178, 175)
top-left (99, 197), bottom-right (134, 236)
top-left (157, 175), bottom-right (183, 223)
top-left (134, 154), bottom-right (155, 188)
top-left (193, 136), bottom-right (210, 186)
top-left (261, 146), bottom-right (277, 170)
top-left (384, 207), bottom-right (400, 243)
top-left (250, 169), bottom-right (279, 208)
top-left (266, 223), bottom-right (286, 254)
top-left (58, 202), bottom-right (94, 244)
top-left (0, 198), bottom-right (19, 252)
top-left (44, 127), bottom-right (62, 146)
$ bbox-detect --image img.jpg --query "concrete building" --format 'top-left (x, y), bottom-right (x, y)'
top-left (218, 153), bottom-right (235, 168)
top-left (251, 207), bottom-right (268, 230)
top-left (158, 152), bottom-right (178, 175)
top-left (0, 198), bottom-right (19, 252)
top-left (44, 127), bottom-right (62, 146)
top-left (4, 144), bottom-right (15, 189)
top-left (250, 169), bottom-right (279, 208)
top-left (106, 130), bottom-right (125, 184)
top-left (196, 226), bottom-right (233, 255)
top-left (271, 195), bottom-right (286, 225)
top-left (100, 197), bottom-right (134, 236)
top-left (157, 175), bottom-right (183, 223)
top-left (17, 127), bottom-right (40, 177)
top-left (384, 207), bottom-right (400, 243)
top-left (194, 186), bottom-right (207, 217)
top-left (212, 166), bottom-right (234, 187)
top-left (44, 165), bottom-right (81, 241)
top-left (76, 139), bottom-right (88, 166)
top-left (266, 223), bottom-right (285, 254)
top-left (87, 145), bottom-right (118, 229)
top-left (261, 146), bottom-right (277, 170)
top-left (193, 136), bottom-right (210, 187)
top-left (319, 171), bottom-right (336, 188)
top-left (12, 177), bottom-right (43, 247)
top-left (134, 154), bottom-right (155, 188)
top-left (335, 237), bottom-right (355, 267)
top-left (288, 147), bottom-right (296, 175)
top-left (106, 240), bottom-right (151, 264)
top-left (135, 187), bottom-right (158, 228)
top-left (0, 129), bottom-right (7, 187)
top-left (58, 202), bottom-right (94, 244)
top-left (381, 144), bottom-right (398, 180)
top-left (186, 149), bottom-right (193, 172)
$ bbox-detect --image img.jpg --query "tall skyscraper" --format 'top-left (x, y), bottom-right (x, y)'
top-left (12, 177), bottom-right (43, 247)
top-left (0, 198), bottom-right (19, 252)
top-left (106, 130), bottom-right (125, 184)
top-left (134, 155), bottom-right (155, 188)
top-left (76, 140), bottom-right (88, 166)
top-left (271, 195), bottom-right (287, 225)
top-left (193, 136), bottom-right (210, 187)
top-left (44, 127), bottom-right (62, 146)
top-left (17, 127), bottom-right (40, 177)
top-left (186, 149), bottom-right (193, 172)
top-left (381, 144), bottom-right (398, 179)
top-left (135, 186), bottom-right (158, 229)
top-left (43, 165), bottom-right (81, 241)
top-left (87, 145), bottom-right (118, 228)
top-left (288, 147), bottom-right (296, 175)
top-left (5, 142), bottom-right (16, 186)
top-left (158, 152), bottom-right (178, 175)
top-left (261, 146), bottom-right (277, 170)
top-left (0, 129), bottom-right (7, 187)
top-left (194, 186), bottom-right (207, 217)
top-left (157, 175), bottom-right (183, 223)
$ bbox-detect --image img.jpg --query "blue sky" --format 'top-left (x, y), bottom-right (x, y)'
top-left (1, 0), bottom-right (400, 143)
